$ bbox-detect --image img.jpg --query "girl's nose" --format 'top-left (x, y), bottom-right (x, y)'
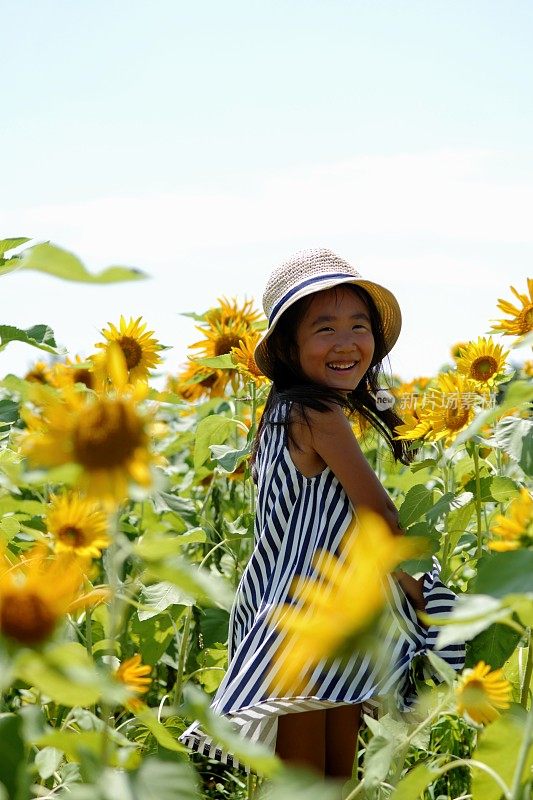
top-left (334, 332), bottom-right (359, 351)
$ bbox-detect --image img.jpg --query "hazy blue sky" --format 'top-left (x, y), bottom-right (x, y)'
top-left (2, 0), bottom-right (532, 381)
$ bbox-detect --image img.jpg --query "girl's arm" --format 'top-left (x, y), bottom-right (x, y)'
top-left (300, 405), bottom-right (426, 610)
top-left (302, 405), bottom-right (403, 535)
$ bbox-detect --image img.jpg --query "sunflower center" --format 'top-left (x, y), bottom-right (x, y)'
top-left (0, 590), bottom-right (57, 645)
top-left (214, 333), bottom-right (242, 356)
top-left (57, 525), bottom-right (85, 547)
top-left (518, 305), bottom-right (533, 334)
top-left (444, 404), bottom-right (470, 431)
top-left (471, 356), bottom-right (498, 382)
top-left (73, 368), bottom-right (94, 389)
top-left (72, 399), bottom-right (145, 470)
top-left (118, 336), bottom-right (143, 370)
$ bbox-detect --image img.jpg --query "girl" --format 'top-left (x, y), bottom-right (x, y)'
top-left (179, 248), bottom-right (465, 780)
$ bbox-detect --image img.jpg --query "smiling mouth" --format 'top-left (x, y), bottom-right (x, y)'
top-left (326, 361), bottom-right (358, 371)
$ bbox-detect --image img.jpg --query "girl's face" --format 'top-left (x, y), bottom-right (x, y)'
top-left (295, 285), bottom-right (375, 391)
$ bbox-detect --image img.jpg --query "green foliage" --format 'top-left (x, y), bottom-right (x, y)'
top-left (0, 323), bottom-right (62, 354)
top-left (0, 237), bottom-right (532, 798)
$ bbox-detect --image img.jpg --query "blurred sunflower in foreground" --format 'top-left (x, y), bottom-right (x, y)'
top-left (94, 315), bottom-right (164, 385)
top-left (0, 544), bottom-right (108, 646)
top-left (267, 509), bottom-right (423, 695)
top-left (489, 487), bottom-right (533, 552)
top-left (46, 492), bottom-right (110, 558)
top-left (455, 336), bottom-right (509, 385)
top-left (490, 278), bottom-right (533, 339)
top-left (19, 379), bottom-right (156, 507)
top-left (455, 661), bottom-right (511, 725)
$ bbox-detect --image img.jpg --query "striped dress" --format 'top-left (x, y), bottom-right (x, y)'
top-left (179, 401), bottom-right (465, 770)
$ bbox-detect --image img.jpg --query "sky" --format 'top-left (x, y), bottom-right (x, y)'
top-left (1, 0), bottom-right (532, 383)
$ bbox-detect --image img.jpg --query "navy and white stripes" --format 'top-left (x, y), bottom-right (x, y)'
top-left (179, 401), bottom-right (465, 771)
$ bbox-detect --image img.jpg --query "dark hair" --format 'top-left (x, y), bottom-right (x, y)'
top-left (251, 284), bottom-right (414, 467)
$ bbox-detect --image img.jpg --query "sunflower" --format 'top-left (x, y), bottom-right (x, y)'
top-left (116, 653), bottom-right (152, 709)
top-left (95, 316), bottom-right (163, 384)
top-left (489, 487), bottom-right (533, 552)
top-left (20, 384), bottom-right (154, 506)
top-left (0, 544), bottom-right (104, 646)
top-left (523, 360), bottom-right (533, 378)
top-left (397, 372), bottom-right (489, 447)
top-left (450, 342), bottom-right (469, 361)
top-left (46, 492), bottom-right (110, 558)
top-left (190, 317), bottom-right (252, 361)
top-left (268, 509), bottom-right (424, 695)
top-left (455, 661), bottom-right (511, 725)
top-left (205, 296), bottom-right (264, 332)
top-left (50, 355), bottom-right (97, 392)
top-left (24, 361), bottom-right (53, 385)
top-left (490, 278), bottom-right (533, 338)
top-left (455, 337), bottom-right (509, 385)
top-left (231, 331), bottom-right (270, 387)
top-left (165, 360), bottom-right (228, 403)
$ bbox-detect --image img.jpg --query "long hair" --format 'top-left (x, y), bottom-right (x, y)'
top-left (251, 284), bottom-right (414, 467)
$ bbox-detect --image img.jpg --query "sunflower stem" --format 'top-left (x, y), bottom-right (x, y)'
top-left (472, 443), bottom-right (484, 560)
top-left (173, 605), bottom-right (193, 707)
top-left (85, 605), bottom-right (93, 658)
top-left (510, 700), bottom-right (533, 800)
top-left (520, 628), bottom-right (533, 709)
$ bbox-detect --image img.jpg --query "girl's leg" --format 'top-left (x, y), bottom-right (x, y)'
top-left (325, 703), bottom-right (361, 779)
top-left (275, 708), bottom-right (326, 775)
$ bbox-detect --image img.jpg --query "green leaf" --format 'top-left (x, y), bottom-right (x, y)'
top-left (258, 766), bottom-right (344, 800)
top-left (398, 485), bottom-right (435, 528)
top-left (146, 557), bottom-right (234, 611)
top-left (131, 707), bottom-right (186, 753)
top-left (0, 238), bottom-right (30, 258)
top-left (130, 610), bottom-right (182, 666)
top-left (138, 581), bottom-right (195, 621)
top-left (18, 242), bottom-right (147, 283)
top-left (134, 529), bottom-right (206, 561)
top-left (195, 354), bottom-right (236, 369)
top-left (363, 733), bottom-right (395, 789)
top-left (193, 415), bottom-right (242, 470)
top-left (209, 441), bottom-right (250, 472)
top-left (35, 747), bottom-right (63, 780)
top-left (487, 416), bottom-right (533, 476)
top-left (471, 705), bottom-right (531, 800)
top-left (432, 594), bottom-right (510, 649)
top-left (465, 621), bottom-right (522, 669)
top-left (183, 684), bottom-right (280, 776)
top-left (0, 399), bottom-right (19, 425)
top-left (390, 763), bottom-right (436, 799)
top-left (132, 758), bottom-right (200, 800)
top-left (425, 651), bottom-right (459, 687)
top-left (15, 643), bottom-right (126, 707)
top-left (199, 607), bottom-right (230, 648)
top-left (0, 323), bottom-right (62, 355)
top-left (451, 380), bottom-right (533, 448)
top-left (446, 497), bottom-right (475, 552)
top-left (475, 551), bottom-right (533, 597)
top-left (463, 475), bottom-right (520, 503)
top-left (0, 713), bottom-right (28, 800)
top-left (196, 647), bottom-right (227, 693)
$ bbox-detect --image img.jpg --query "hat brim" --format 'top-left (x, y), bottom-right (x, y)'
top-left (254, 276), bottom-right (401, 380)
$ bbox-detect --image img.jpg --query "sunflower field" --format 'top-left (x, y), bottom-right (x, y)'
top-left (0, 237), bottom-right (532, 800)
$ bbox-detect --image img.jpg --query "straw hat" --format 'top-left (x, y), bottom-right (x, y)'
top-left (254, 248), bottom-right (402, 380)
